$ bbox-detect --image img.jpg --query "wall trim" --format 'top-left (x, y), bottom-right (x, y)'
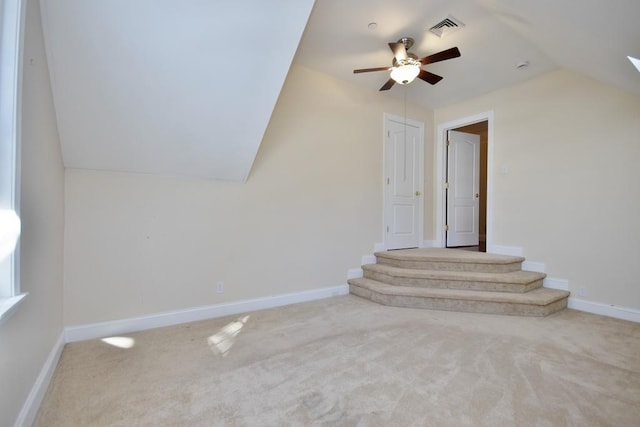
top-left (0, 293), bottom-right (27, 324)
top-left (568, 298), bottom-right (640, 323)
top-left (65, 284), bottom-right (349, 343)
top-left (488, 245), bottom-right (524, 257)
top-left (14, 331), bottom-right (65, 427)
top-left (421, 240), bottom-right (436, 248)
top-left (362, 254), bottom-right (376, 265)
top-left (347, 268), bottom-right (363, 279)
top-left (544, 277), bottom-right (569, 291)
top-left (522, 261), bottom-right (545, 273)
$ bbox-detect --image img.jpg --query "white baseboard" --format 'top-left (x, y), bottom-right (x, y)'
top-left (65, 285), bottom-right (349, 343)
top-left (347, 253), bottom-right (377, 285)
top-left (14, 332), bottom-right (65, 427)
top-left (421, 240), bottom-right (436, 248)
top-left (544, 277), bottom-right (569, 291)
top-left (347, 268), bottom-right (363, 279)
top-left (488, 245), bottom-right (523, 257)
top-left (568, 298), bottom-right (640, 323)
top-left (361, 254), bottom-right (376, 265)
top-left (522, 261), bottom-right (545, 273)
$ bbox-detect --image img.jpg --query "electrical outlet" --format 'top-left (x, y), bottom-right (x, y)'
top-left (578, 287), bottom-right (586, 297)
top-left (216, 281), bottom-right (224, 294)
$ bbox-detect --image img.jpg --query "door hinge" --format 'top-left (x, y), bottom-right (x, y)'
top-left (446, 140), bottom-right (450, 147)
top-left (444, 224), bottom-right (449, 231)
top-left (444, 182), bottom-right (449, 189)
top-left (386, 226), bottom-right (389, 232)
top-left (386, 177), bottom-right (390, 185)
top-left (387, 130), bottom-right (390, 137)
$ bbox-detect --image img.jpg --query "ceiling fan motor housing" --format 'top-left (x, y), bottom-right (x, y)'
top-left (392, 52), bottom-right (420, 67)
top-left (398, 37), bottom-right (414, 50)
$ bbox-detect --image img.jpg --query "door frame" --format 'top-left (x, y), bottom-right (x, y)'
top-left (446, 130), bottom-right (481, 247)
top-left (435, 111), bottom-right (494, 251)
top-left (382, 113), bottom-right (424, 250)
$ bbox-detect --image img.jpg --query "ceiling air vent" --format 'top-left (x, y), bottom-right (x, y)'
top-left (428, 15), bottom-right (465, 38)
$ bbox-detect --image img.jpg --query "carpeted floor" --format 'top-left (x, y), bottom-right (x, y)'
top-left (35, 295), bottom-right (640, 426)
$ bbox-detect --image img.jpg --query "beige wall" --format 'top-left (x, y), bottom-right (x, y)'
top-left (64, 64), bottom-right (434, 326)
top-left (435, 69), bottom-right (640, 310)
top-left (0, 0), bottom-right (65, 425)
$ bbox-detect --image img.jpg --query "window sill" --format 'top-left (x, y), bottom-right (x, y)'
top-left (0, 293), bottom-right (27, 324)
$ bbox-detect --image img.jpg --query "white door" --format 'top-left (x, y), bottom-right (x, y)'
top-left (384, 116), bottom-right (423, 250)
top-left (446, 130), bottom-right (480, 247)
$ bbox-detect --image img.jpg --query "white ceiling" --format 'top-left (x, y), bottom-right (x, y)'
top-left (40, 0), bottom-right (640, 182)
top-left (295, 0), bottom-right (640, 108)
top-left (40, 0), bottom-right (314, 182)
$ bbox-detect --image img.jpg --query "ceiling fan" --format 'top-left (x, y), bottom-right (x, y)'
top-left (353, 37), bottom-right (461, 91)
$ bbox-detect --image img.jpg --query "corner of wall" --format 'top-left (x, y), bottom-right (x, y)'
top-left (13, 332), bottom-right (65, 427)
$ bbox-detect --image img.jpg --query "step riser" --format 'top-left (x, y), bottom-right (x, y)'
top-left (350, 284), bottom-right (568, 317)
top-left (376, 258), bottom-right (522, 273)
top-left (355, 248), bottom-right (569, 317)
top-left (363, 270), bottom-right (543, 293)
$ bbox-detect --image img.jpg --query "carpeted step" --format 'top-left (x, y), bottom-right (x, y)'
top-left (348, 278), bottom-right (569, 317)
top-left (375, 248), bottom-right (524, 273)
top-left (362, 263), bottom-right (545, 293)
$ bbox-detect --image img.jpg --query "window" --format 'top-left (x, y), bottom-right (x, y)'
top-left (0, 0), bottom-right (26, 322)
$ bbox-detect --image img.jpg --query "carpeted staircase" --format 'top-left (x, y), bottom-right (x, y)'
top-left (348, 248), bottom-right (570, 316)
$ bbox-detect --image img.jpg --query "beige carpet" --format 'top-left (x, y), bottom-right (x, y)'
top-left (36, 296), bottom-right (640, 426)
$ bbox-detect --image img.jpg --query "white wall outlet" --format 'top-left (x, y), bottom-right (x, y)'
top-left (578, 287), bottom-right (586, 297)
top-left (216, 281), bottom-right (224, 294)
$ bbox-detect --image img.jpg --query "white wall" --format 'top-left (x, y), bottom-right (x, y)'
top-left (434, 69), bottom-right (640, 310)
top-left (40, 0), bottom-right (315, 182)
top-left (0, 0), bottom-right (65, 425)
top-left (64, 64), bottom-right (434, 326)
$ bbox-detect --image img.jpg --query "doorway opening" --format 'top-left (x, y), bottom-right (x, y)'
top-left (435, 111), bottom-right (493, 253)
top-left (447, 121), bottom-right (488, 252)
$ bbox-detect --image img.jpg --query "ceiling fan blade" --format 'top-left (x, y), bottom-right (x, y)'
top-left (418, 69), bottom-right (443, 85)
top-left (379, 78), bottom-right (396, 91)
top-left (388, 42), bottom-right (408, 62)
top-left (420, 47), bottom-right (461, 66)
top-left (353, 66), bottom-right (391, 74)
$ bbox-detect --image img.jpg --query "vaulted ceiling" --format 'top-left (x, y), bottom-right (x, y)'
top-left (40, 0), bottom-right (640, 182)
top-left (41, 0), bottom-right (315, 182)
top-left (295, 0), bottom-right (640, 108)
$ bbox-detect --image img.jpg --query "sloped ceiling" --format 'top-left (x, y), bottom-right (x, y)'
top-left (295, 0), bottom-right (640, 109)
top-left (479, 0), bottom-right (640, 98)
top-left (40, 0), bottom-right (315, 182)
top-left (40, 0), bottom-right (639, 182)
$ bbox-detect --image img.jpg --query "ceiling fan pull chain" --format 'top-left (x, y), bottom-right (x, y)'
top-left (403, 86), bottom-right (407, 147)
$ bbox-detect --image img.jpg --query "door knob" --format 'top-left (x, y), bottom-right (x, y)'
top-left (415, 191), bottom-right (421, 196)
top-left (475, 193), bottom-right (479, 198)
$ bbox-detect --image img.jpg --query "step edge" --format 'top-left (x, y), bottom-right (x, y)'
top-left (363, 264), bottom-right (547, 283)
top-left (349, 279), bottom-right (570, 306)
top-left (374, 252), bottom-right (525, 265)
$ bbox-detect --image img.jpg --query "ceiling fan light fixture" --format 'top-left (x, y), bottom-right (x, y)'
top-left (390, 59), bottom-right (421, 84)
top-left (353, 41), bottom-right (460, 91)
